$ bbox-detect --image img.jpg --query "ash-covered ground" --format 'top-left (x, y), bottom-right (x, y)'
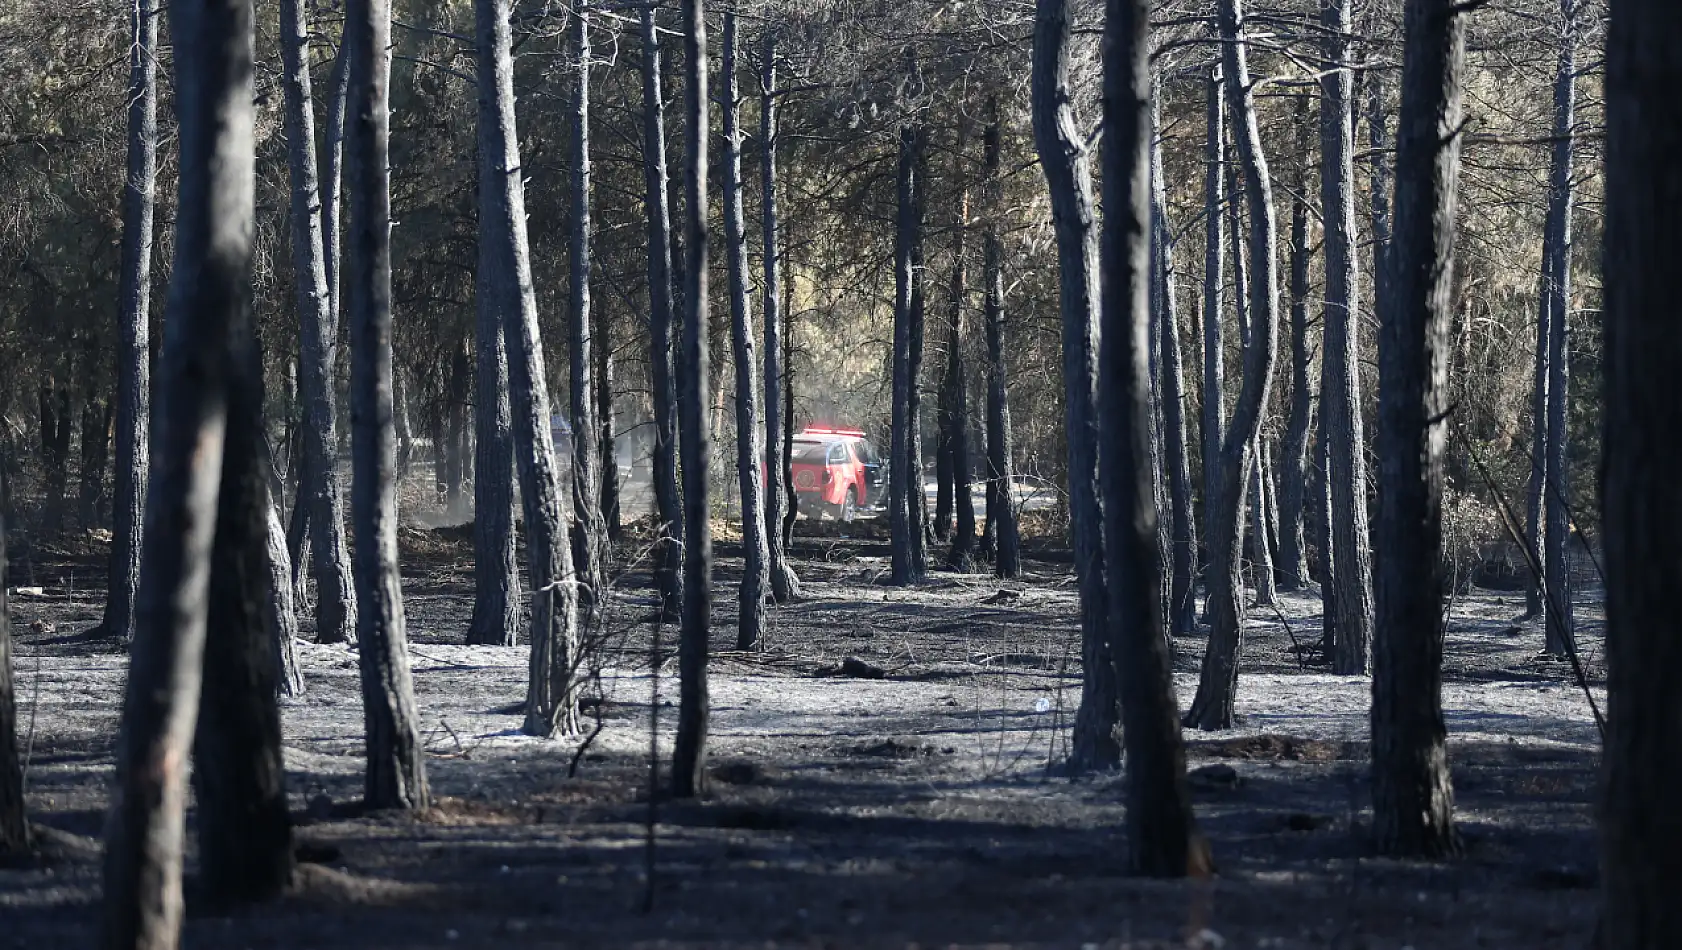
top-left (0, 522), bottom-right (1604, 948)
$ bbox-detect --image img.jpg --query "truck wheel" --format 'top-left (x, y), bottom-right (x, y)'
top-left (839, 487), bottom-right (858, 523)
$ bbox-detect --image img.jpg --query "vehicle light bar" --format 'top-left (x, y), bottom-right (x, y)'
top-left (798, 425), bottom-right (866, 438)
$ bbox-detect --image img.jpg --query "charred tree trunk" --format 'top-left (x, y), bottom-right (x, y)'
top-left (568, 8), bottom-right (607, 619)
top-left (944, 186), bottom-right (978, 571)
top-left (1186, 0), bottom-right (1280, 731)
top-left (596, 304), bottom-right (621, 541)
top-left (1200, 64), bottom-right (1226, 588)
top-left (909, 141), bottom-right (933, 553)
top-left (759, 33), bottom-right (801, 601)
top-left (890, 123), bottom-right (929, 585)
top-left (281, 0), bottom-right (356, 646)
top-left (641, 5), bottom-right (684, 620)
top-left (1276, 124), bottom-right (1313, 591)
top-left (1152, 91), bottom-right (1197, 636)
top-left (348, 0), bottom-right (430, 808)
top-left (1322, 0), bottom-right (1376, 676)
top-left (1033, 0), bottom-right (1115, 770)
top-left (193, 307), bottom-right (294, 908)
top-left (0, 507), bottom-right (26, 855)
top-left (101, 0), bottom-right (160, 643)
top-left (101, 0), bottom-right (268, 936)
top-left (722, 3), bottom-right (769, 649)
top-left (670, 0), bottom-right (713, 798)
top-left (1540, 0), bottom-right (1579, 656)
top-left (1601, 0), bottom-right (1682, 939)
top-left (264, 499), bottom-right (303, 696)
top-left (467, 295), bottom-right (519, 646)
top-left (981, 100), bottom-right (1021, 579)
top-left (475, 0), bottom-right (582, 741)
top-left (1101, 0), bottom-right (1205, 875)
top-left (1371, 0), bottom-right (1464, 858)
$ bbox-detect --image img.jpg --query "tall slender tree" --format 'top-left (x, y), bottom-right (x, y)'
top-left (349, 0), bottom-right (430, 807)
top-left (280, 0), bottom-right (356, 647)
top-left (466, 297), bottom-right (520, 645)
top-left (0, 505), bottom-right (26, 855)
top-left (980, 99), bottom-right (1020, 580)
top-left (723, 3), bottom-right (770, 649)
top-left (1601, 1), bottom-right (1682, 941)
top-left (641, 5), bottom-right (684, 620)
top-left (99, 0), bottom-right (159, 645)
top-left (671, 0), bottom-right (713, 799)
top-left (101, 0), bottom-right (267, 936)
top-left (475, 0), bottom-right (583, 740)
top-left (1276, 100), bottom-right (1314, 591)
top-left (1322, 0), bottom-right (1375, 675)
top-left (1186, 0), bottom-right (1281, 731)
top-left (1371, 0), bottom-right (1464, 859)
top-left (1152, 88), bottom-right (1197, 636)
top-left (568, 7), bottom-right (607, 620)
top-left (1200, 65), bottom-right (1226, 587)
top-left (1102, 0), bottom-right (1204, 874)
top-left (890, 121), bottom-right (929, 585)
top-left (1033, 0), bottom-right (1116, 769)
top-left (1539, 0), bottom-right (1579, 656)
top-left (944, 186), bottom-right (978, 571)
top-left (759, 32), bottom-right (801, 602)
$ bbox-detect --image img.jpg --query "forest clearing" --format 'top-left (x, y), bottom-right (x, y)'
top-left (1, 520), bottom-right (1603, 947)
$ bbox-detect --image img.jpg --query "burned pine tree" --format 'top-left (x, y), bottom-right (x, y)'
top-left (97, 0), bottom-right (158, 645)
top-left (1321, 0), bottom-right (1374, 675)
top-left (1101, 0), bottom-right (1205, 875)
top-left (568, 7), bottom-right (608, 621)
top-left (890, 121), bottom-right (930, 586)
top-left (1186, 0), bottom-right (1281, 731)
top-left (0, 507), bottom-right (25, 856)
top-left (943, 184), bottom-right (978, 572)
top-left (1151, 85), bottom-right (1197, 637)
top-left (280, 0), bottom-right (357, 648)
top-left (641, 4), bottom-right (685, 621)
top-left (1032, 0), bottom-right (1116, 770)
top-left (722, 1), bottom-right (771, 649)
top-left (980, 98), bottom-right (1021, 580)
top-left (1601, 0), bottom-right (1682, 939)
top-left (1370, 0), bottom-right (1464, 859)
top-left (350, 0), bottom-right (430, 805)
top-left (671, 0), bottom-right (714, 799)
top-left (759, 31), bottom-right (802, 602)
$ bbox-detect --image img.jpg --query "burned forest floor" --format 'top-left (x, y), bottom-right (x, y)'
top-left (0, 518), bottom-right (1606, 948)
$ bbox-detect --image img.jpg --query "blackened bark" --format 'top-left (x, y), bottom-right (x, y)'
top-left (759, 34), bottom-right (800, 601)
top-left (981, 101), bottom-right (1020, 580)
top-left (281, 0), bottom-right (356, 647)
top-left (1151, 92), bottom-right (1196, 636)
top-left (596, 305), bottom-right (621, 541)
top-left (569, 9), bottom-right (607, 620)
top-left (1371, 0), bottom-right (1463, 858)
top-left (1186, 0), bottom-right (1281, 731)
top-left (722, 4), bottom-right (769, 649)
top-left (1322, 0), bottom-right (1375, 675)
top-left (442, 349), bottom-right (470, 517)
top-left (194, 312), bottom-right (293, 906)
top-left (264, 499), bottom-right (303, 697)
top-left (890, 124), bottom-right (928, 585)
top-left (474, 0), bottom-right (582, 740)
top-left (945, 187), bottom-right (978, 571)
top-left (0, 507), bottom-right (26, 854)
top-left (1200, 65), bottom-right (1226, 583)
top-left (1540, 0), bottom-right (1579, 656)
top-left (670, 0), bottom-right (712, 799)
top-left (102, 0), bottom-right (159, 643)
top-left (1249, 437), bottom-right (1277, 605)
top-left (908, 142), bottom-right (933, 554)
top-left (348, 0), bottom-right (430, 808)
top-left (467, 298), bottom-right (519, 646)
top-left (641, 5), bottom-right (684, 620)
top-left (1033, 0), bottom-right (1116, 769)
top-left (79, 398), bottom-right (113, 529)
top-left (1277, 133), bottom-right (1313, 590)
top-left (101, 0), bottom-right (257, 936)
top-left (1101, 0), bottom-right (1205, 874)
top-left (1601, 1), bottom-right (1682, 940)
